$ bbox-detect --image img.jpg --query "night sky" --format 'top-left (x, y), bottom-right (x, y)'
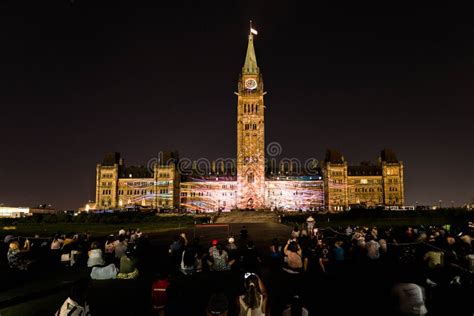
top-left (0, 2), bottom-right (473, 209)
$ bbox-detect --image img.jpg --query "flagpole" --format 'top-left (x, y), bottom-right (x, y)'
top-left (249, 20), bottom-right (252, 36)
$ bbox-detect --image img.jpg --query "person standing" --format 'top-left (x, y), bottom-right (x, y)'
top-left (283, 240), bottom-right (303, 274)
top-left (238, 274), bottom-right (267, 316)
top-left (306, 216), bottom-right (315, 236)
top-left (209, 243), bottom-right (234, 272)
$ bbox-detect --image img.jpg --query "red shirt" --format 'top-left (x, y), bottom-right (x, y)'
top-left (151, 279), bottom-right (169, 309)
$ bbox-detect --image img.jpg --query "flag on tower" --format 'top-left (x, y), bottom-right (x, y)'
top-left (250, 20), bottom-right (258, 35)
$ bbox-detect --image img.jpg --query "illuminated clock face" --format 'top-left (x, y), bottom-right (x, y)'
top-left (245, 78), bottom-right (257, 90)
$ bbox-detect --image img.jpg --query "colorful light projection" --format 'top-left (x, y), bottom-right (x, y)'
top-left (180, 181), bottom-right (238, 212)
top-left (266, 180), bottom-right (324, 211)
top-left (180, 179), bottom-right (324, 212)
top-left (117, 179), bottom-right (173, 207)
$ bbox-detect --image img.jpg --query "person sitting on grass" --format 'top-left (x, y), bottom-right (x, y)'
top-left (136, 228), bottom-right (143, 239)
top-left (87, 241), bottom-right (105, 268)
top-left (117, 249), bottom-right (139, 279)
top-left (51, 234), bottom-right (64, 250)
top-left (104, 234), bottom-right (117, 254)
top-left (55, 279), bottom-right (91, 316)
top-left (7, 241), bottom-right (31, 270)
top-left (114, 235), bottom-right (128, 260)
top-left (62, 233), bottom-right (76, 247)
top-left (90, 262), bottom-right (118, 280)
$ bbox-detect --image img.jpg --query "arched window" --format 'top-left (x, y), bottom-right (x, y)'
top-left (256, 104), bottom-right (259, 113)
top-left (251, 104), bottom-right (254, 113)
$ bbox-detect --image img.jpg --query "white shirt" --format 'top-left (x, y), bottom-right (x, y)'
top-left (90, 263), bottom-right (118, 280)
top-left (391, 283), bottom-right (428, 315)
top-left (366, 240), bottom-right (381, 259)
top-left (55, 297), bottom-right (91, 316)
top-left (87, 249), bottom-right (105, 267)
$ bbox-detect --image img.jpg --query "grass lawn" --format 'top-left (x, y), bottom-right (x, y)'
top-left (281, 209), bottom-right (474, 229)
top-left (0, 222), bottom-right (194, 237)
top-left (289, 216), bottom-right (457, 228)
top-left (1, 210), bottom-right (472, 237)
top-left (0, 213), bottom-right (213, 237)
top-left (0, 289), bottom-right (68, 316)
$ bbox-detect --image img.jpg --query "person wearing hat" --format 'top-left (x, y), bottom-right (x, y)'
top-left (226, 237), bottom-right (237, 253)
top-left (225, 236), bottom-right (239, 266)
top-left (209, 239), bottom-right (219, 255)
top-left (207, 293), bottom-right (229, 316)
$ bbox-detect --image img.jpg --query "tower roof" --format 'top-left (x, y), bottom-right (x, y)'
top-left (242, 33), bottom-right (259, 74)
top-left (381, 149), bottom-right (398, 163)
top-left (324, 149), bottom-right (344, 164)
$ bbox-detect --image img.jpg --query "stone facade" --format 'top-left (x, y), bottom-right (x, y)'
top-left (95, 152), bottom-right (180, 210)
top-left (236, 32), bottom-right (266, 209)
top-left (323, 149), bottom-right (405, 211)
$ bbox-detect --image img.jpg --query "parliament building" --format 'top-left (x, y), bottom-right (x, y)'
top-left (92, 31), bottom-right (404, 212)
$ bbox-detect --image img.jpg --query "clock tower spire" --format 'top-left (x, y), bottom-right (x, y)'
top-left (243, 31), bottom-right (259, 75)
top-left (236, 25), bottom-right (266, 209)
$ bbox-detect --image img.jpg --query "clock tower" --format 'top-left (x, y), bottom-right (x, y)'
top-left (236, 30), bottom-right (266, 209)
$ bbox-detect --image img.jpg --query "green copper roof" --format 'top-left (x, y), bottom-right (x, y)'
top-left (242, 34), bottom-right (259, 74)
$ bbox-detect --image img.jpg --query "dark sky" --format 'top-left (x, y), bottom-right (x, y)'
top-left (0, 1), bottom-right (473, 209)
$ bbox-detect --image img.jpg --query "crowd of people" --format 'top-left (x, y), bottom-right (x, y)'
top-left (160, 222), bottom-right (473, 315)
top-left (2, 220), bottom-right (473, 315)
